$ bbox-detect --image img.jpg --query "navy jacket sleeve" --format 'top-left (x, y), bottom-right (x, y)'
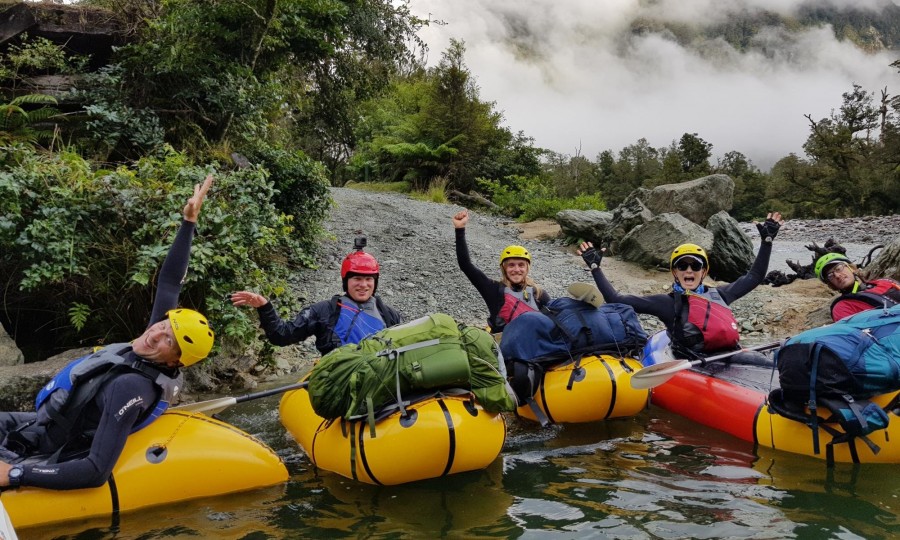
top-left (20, 374), bottom-right (155, 490)
top-left (256, 299), bottom-right (331, 347)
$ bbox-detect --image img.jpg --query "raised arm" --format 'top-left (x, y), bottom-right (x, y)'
top-left (148, 174), bottom-right (214, 325)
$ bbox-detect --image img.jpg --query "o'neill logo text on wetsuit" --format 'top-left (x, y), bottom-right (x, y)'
top-left (31, 466), bottom-right (60, 475)
top-left (116, 396), bottom-right (145, 421)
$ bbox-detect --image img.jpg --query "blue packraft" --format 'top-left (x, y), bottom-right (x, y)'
top-left (771, 304), bottom-right (900, 457)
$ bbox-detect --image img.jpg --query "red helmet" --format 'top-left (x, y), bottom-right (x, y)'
top-left (341, 250), bottom-right (379, 278)
top-left (341, 250), bottom-right (380, 293)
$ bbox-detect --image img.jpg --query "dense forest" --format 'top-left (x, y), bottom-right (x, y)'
top-left (1, 0), bottom-right (899, 361)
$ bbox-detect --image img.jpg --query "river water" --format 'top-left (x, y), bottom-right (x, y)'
top-left (20, 385), bottom-right (900, 540)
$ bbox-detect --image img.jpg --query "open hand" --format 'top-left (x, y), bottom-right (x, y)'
top-left (755, 211), bottom-right (784, 243)
top-left (577, 241), bottom-right (605, 269)
top-left (184, 174), bottom-right (214, 223)
top-left (230, 290), bottom-right (269, 309)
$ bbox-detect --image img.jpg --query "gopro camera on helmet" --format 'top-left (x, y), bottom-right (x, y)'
top-left (353, 236), bottom-right (367, 251)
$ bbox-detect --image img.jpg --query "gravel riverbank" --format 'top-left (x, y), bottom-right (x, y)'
top-left (271, 188), bottom-right (898, 365)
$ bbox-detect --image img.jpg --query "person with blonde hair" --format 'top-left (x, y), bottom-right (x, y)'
top-left (452, 209), bottom-right (549, 333)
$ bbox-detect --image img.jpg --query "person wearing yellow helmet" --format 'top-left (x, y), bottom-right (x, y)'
top-left (576, 211), bottom-right (784, 358)
top-left (814, 252), bottom-right (900, 321)
top-left (0, 175), bottom-right (214, 491)
top-left (453, 208), bottom-right (550, 333)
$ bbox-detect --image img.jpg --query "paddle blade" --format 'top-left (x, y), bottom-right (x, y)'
top-left (630, 360), bottom-right (692, 389)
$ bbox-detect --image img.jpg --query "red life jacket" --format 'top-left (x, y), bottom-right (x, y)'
top-left (496, 286), bottom-right (539, 327)
top-left (832, 279), bottom-right (900, 317)
top-left (672, 288), bottom-right (740, 355)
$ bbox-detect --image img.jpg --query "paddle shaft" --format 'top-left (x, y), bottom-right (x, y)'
top-left (686, 341), bottom-right (783, 368)
top-left (630, 340), bottom-right (784, 390)
top-left (174, 381), bottom-right (308, 414)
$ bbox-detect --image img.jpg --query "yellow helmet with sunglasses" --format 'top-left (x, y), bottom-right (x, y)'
top-left (670, 243), bottom-right (709, 271)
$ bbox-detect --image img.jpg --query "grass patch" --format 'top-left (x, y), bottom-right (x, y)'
top-left (343, 180), bottom-right (410, 193)
top-left (409, 177), bottom-right (448, 203)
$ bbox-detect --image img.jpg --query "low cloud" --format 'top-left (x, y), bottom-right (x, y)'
top-left (410, 0), bottom-right (899, 169)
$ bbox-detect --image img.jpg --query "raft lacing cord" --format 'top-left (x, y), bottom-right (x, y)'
top-left (158, 412), bottom-right (196, 449)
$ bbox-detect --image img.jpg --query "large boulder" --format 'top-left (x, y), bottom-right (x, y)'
top-left (706, 211), bottom-right (755, 282)
top-left (641, 175), bottom-right (734, 226)
top-left (604, 190), bottom-right (654, 253)
top-left (555, 209), bottom-right (613, 245)
top-left (0, 323), bottom-right (24, 367)
top-left (0, 348), bottom-right (89, 412)
top-left (618, 213), bottom-right (714, 268)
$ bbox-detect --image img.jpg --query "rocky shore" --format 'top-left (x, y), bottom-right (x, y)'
top-left (1, 187), bottom-right (897, 406)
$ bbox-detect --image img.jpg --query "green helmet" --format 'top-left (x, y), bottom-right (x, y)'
top-left (814, 253), bottom-right (852, 283)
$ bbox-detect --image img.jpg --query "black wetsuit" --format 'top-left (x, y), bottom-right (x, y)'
top-left (255, 295), bottom-right (403, 355)
top-left (0, 220), bottom-right (194, 490)
top-left (455, 228), bottom-right (550, 331)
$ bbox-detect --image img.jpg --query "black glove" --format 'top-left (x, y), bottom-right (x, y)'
top-left (581, 246), bottom-right (604, 269)
top-left (756, 219), bottom-right (781, 243)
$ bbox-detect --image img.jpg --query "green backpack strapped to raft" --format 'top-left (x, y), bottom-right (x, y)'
top-left (307, 313), bottom-right (517, 435)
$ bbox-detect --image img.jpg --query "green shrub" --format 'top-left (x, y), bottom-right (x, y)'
top-left (0, 145), bottom-right (307, 361)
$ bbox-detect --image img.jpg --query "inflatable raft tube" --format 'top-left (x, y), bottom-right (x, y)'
top-left (643, 332), bottom-right (900, 463)
top-left (516, 355), bottom-right (649, 424)
top-left (3, 411), bottom-right (288, 529)
top-left (280, 386), bottom-right (506, 485)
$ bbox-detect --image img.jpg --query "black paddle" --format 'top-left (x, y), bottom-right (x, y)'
top-left (172, 381), bottom-right (309, 415)
top-left (630, 341), bottom-right (783, 390)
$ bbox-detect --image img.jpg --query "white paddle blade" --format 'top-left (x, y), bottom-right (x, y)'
top-left (172, 397), bottom-right (238, 415)
top-left (630, 360), bottom-right (692, 389)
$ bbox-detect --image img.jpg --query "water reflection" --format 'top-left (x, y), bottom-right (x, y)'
top-left (17, 394), bottom-right (900, 539)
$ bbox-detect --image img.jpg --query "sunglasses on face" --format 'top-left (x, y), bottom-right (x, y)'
top-left (674, 260), bottom-right (705, 272)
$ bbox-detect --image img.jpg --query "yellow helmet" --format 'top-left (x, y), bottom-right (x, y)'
top-left (499, 245), bottom-right (531, 265)
top-left (670, 243), bottom-right (709, 270)
top-left (167, 309), bottom-right (214, 367)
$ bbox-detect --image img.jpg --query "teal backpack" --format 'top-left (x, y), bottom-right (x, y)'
top-left (307, 313), bottom-right (516, 435)
top-left (771, 304), bottom-right (900, 458)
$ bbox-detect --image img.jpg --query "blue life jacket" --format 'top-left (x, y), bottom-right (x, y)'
top-left (35, 344), bottom-right (181, 437)
top-left (333, 298), bottom-right (386, 346)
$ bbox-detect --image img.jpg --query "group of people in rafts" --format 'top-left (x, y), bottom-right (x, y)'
top-left (2, 177), bottom-right (898, 493)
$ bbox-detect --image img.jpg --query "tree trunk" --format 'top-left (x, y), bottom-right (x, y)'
top-left (862, 234), bottom-right (900, 282)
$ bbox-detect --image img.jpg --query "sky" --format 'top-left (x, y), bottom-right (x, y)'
top-left (407, 0), bottom-right (900, 170)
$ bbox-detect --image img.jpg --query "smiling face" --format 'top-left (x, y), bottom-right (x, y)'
top-left (671, 255), bottom-right (708, 291)
top-left (502, 258), bottom-right (530, 286)
top-left (346, 275), bottom-right (376, 303)
top-left (824, 262), bottom-right (857, 291)
top-left (132, 319), bottom-right (182, 368)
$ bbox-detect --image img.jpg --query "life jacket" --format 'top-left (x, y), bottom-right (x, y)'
top-left (330, 296), bottom-right (387, 347)
top-left (494, 286), bottom-right (539, 330)
top-left (28, 344), bottom-right (181, 456)
top-left (671, 288), bottom-right (740, 356)
top-left (832, 279), bottom-right (900, 316)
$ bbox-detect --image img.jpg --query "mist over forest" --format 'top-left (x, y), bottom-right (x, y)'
top-left (411, 0), bottom-right (900, 169)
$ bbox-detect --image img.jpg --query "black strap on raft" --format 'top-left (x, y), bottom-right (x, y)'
top-left (808, 343), bottom-right (822, 455)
